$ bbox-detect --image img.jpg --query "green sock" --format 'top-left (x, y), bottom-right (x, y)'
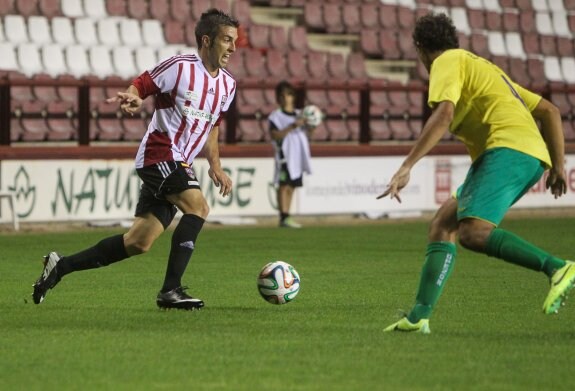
top-left (407, 242), bottom-right (457, 323)
top-left (485, 228), bottom-right (565, 277)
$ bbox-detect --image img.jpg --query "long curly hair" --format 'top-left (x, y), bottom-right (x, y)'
top-left (412, 12), bottom-right (459, 52)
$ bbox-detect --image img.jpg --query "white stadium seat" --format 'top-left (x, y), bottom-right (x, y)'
top-left (112, 46), bottom-right (138, 79)
top-left (4, 15), bottom-right (29, 44)
top-left (61, 0), bottom-right (85, 17)
top-left (135, 46), bottom-right (158, 71)
top-left (97, 19), bottom-right (122, 47)
top-left (504, 32), bottom-right (526, 59)
top-left (17, 43), bottom-right (44, 77)
top-left (52, 17), bottom-right (76, 46)
top-left (28, 16), bottom-right (52, 45)
top-left (65, 45), bottom-right (91, 77)
top-left (487, 31), bottom-right (507, 57)
top-left (84, 0), bottom-right (108, 18)
top-left (543, 56), bottom-right (564, 82)
top-left (141, 19), bottom-right (166, 48)
top-left (119, 19), bottom-right (144, 47)
top-left (75, 18), bottom-right (99, 46)
top-left (89, 46), bottom-right (115, 78)
top-left (41, 44), bottom-right (68, 77)
top-left (0, 42), bottom-right (19, 72)
top-left (560, 57), bottom-right (575, 84)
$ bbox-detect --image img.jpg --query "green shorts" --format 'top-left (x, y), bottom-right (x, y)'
top-left (455, 148), bottom-right (545, 226)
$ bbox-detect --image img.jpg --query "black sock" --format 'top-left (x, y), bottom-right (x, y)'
top-left (280, 212), bottom-right (289, 222)
top-left (58, 234), bottom-right (130, 277)
top-left (161, 214), bottom-right (205, 292)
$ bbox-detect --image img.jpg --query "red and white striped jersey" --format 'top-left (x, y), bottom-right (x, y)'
top-left (132, 54), bottom-right (236, 168)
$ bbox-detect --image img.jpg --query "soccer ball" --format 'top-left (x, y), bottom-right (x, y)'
top-left (301, 104), bottom-right (323, 127)
top-left (257, 261), bottom-right (300, 305)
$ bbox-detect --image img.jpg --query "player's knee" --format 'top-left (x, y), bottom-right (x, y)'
top-left (124, 237), bottom-right (154, 255)
top-left (457, 224), bottom-right (489, 252)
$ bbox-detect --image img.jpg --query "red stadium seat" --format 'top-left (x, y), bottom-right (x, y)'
top-left (360, 2), bottom-right (380, 29)
top-left (16, 0), bottom-right (38, 16)
top-left (389, 119), bottom-right (413, 141)
top-left (379, 30), bottom-right (400, 60)
top-left (172, 0), bottom-right (192, 22)
top-left (248, 24), bottom-right (270, 49)
top-left (325, 119), bottom-right (350, 141)
top-left (265, 49), bottom-right (288, 82)
top-left (310, 122), bottom-right (328, 142)
top-left (378, 4), bottom-right (398, 29)
top-left (307, 51), bottom-right (328, 81)
top-left (397, 6), bottom-right (415, 30)
top-left (467, 9), bottom-right (485, 31)
top-left (127, 0), bottom-right (149, 20)
top-left (237, 119), bottom-right (264, 142)
top-left (269, 25), bottom-right (287, 50)
top-left (521, 32), bottom-right (541, 56)
top-left (243, 49), bottom-right (267, 82)
top-left (164, 20), bottom-right (185, 44)
top-left (122, 117), bottom-right (147, 141)
top-left (507, 58), bottom-right (530, 87)
top-left (32, 74), bottom-right (61, 104)
top-left (519, 10), bottom-right (537, 33)
top-left (303, 3), bottom-right (325, 31)
top-left (342, 4), bottom-right (361, 33)
top-left (231, 0), bottom-right (251, 27)
top-left (327, 52), bottom-right (347, 81)
top-left (286, 51), bottom-right (309, 82)
top-left (370, 119), bottom-right (392, 141)
top-left (288, 26), bottom-right (310, 52)
top-left (470, 32), bottom-right (489, 58)
top-left (213, 0), bottom-right (231, 13)
top-left (106, 0), bottom-right (126, 17)
top-left (149, 0), bottom-right (169, 21)
top-left (485, 10), bottom-right (502, 31)
top-left (0, 0), bottom-right (16, 14)
top-left (502, 10), bottom-right (519, 32)
top-left (360, 29), bottom-right (381, 58)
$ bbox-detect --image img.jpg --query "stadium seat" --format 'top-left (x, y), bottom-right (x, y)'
top-left (127, 0), bottom-right (149, 20)
top-left (243, 49), bottom-right (267, 82)
top-left (122, 117), bottom-right (147, 141)
top-left (360, 29), bottom-right (381, 58)
top-left (325, 119), bottom-right (350, 141)
top-left (141, 19), bottom-right (166, 48)
top-left (286, 51), bottom-right (309, 82)
top-left (17, 43), bottom-right (43, 77)
top-left (40, 44), bottom-right (68, 77)
top-left (33, 74), bottom-right (62, 105)
top-left (504, 32), bottom-right (526, 59)
top-left (46, 101), bottom-right (76, 141)
top-left (265, 49), bottom-right (288, 82)
top-left (120, 19), bottom-right (144, 47)
top-left (4, 15), bottom-right (29, 44)
top-left (502, 9), bottom-right (519, 32)
top-left (305, 89), bottom-right (328, 109)
top-left (28, 16), bottom-right (52, 45)
top-left (327, 52), bottom-right (347, 81)
top-left (398, 29), bottom-right (417, 60)
top-left (106, 0), bottom-right (126, 16)
top-left (112, 47), bottom-right (138, 79)
top-left (557, 37), bottom-right (574, 57)
top-left (164, 20), bottom-right (185, 44)
top-left (342, 4), bottom-right (362, 34)
top-left (303, 3), bottom-right (325, 31)
top-left (451, 7), bottom-right (471, 35)
top-left (379, 4), bottom-right (399, 29)
top-left (97, 19), bottom-right (121, 47)
top-left (543, 56), bottom-right (564, 83)
top-left (149, 1), bottom-right (169, 21)
top-left (288, 26), bottom-right (310, 52)
top-left (84, 0), bottom-right (106, 18)
top-left (237, 119), bottom-right (264, 142)
top-left (397, 5), bottom-right (415, 30)
top-left (552, 91), bottom-right (572, 116)
top-left (248, 24), bottom-right (271, 49)
top-left (95, 118), bottom-right (123, 141)
top-left (389, 119), bottom-right (413, 140)
top-left (65, 45), bottom-right (91, 78)
top-left (487, 31), bottom-right (508, 57)
top-left (508, 58), bottom-right (531, 86)
top-left (310, 122), bottom-right (328, 141)
top-left (231, 0), bottom-right (251, 27)
top-left (16, 0), bottom-right (39, 16)
top-left (307, 51), bottom-right (328, 81)
top-left (51, 17), bottom-right (76, 46)
top-left (238, 88), bottom-right (270, 116)
top-left (469, 32), bottom-right (489, 58)
top-left (540, 35), bottom-right (558, 57)
top-left (519, 10), bottom-right (537, 33)
top-left (564, 120), bottom-right (575, 142)
top-left (171, 0), bottom-right (191, 22)
top-left (135, 47), bottom-right (157, 72)
top-left (370, 119), bottom-right (392, 141)
top-left (0, 43), bottom-right (20, 73)
top-left (61, 0), bottom-right (84, 17)
top-left (485, 10), bottom-right (502, 30)
top-left (269, 26), bottom-right (287, 50)
top-left (467, 8), bottom-right (485, 31)
top-left (88, 46), bottom-right (114, 78)
top-left (526, 57), bottom-right (545, 86)
top-left (360, 2), bottom-right (380, 29)
top-left (380, 30), bottom-right (401, 60)
top-left (560, 57), bottom-right (575, 84)
top-left (0, 0), bottom-right (16, 14)
top-left (75, 18), bottom-right (98, 46)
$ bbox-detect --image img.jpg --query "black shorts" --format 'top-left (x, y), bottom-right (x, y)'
top-left (135, 161), bottom-right (201, 228)
top-left (279, 163), bottom-right (303, 187)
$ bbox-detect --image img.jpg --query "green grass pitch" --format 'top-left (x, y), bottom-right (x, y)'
top-left (1, 216), bottom-right (574, 390)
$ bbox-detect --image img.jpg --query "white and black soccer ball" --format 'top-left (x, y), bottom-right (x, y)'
top-left (257, 261), bottom-right (300, 305)
top-left (301, 104), bottom-right (323, 127)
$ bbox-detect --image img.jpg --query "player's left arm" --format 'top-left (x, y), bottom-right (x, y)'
top-left (202, 125), bottom-right (232, 197)
top-left (531, 97), bottom-right (567, 198)
top-left (378, 100), bottom-right (454, 202)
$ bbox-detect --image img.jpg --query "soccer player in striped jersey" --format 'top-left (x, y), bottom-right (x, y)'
top-left (32, 9), bottom-right (239, 310)
top-left (380, 13), bottom-right (573, 334)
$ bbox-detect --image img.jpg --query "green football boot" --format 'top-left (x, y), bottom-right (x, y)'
top-left (543, 261), bottom-right (575, 314)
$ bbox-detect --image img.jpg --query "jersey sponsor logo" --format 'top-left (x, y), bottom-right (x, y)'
top-left (182, 106), bottom-right (217, 124)
top-left (220, 94), bottom-right (228, 108)
top-left (184, 90), bottom-right (199, 101)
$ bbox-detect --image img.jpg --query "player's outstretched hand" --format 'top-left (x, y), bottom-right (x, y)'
top-left (546, 168), bottom-right (567, 199)
top-left (376, 166), bottom-right (411, 203)
top-left (106, 92), bottom-right (142, 116)
top-left (208, 167), bottom-right (233, 197)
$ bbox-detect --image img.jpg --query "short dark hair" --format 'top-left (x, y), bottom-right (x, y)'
top-left (195, 8), bottom-right (240, 48)
top-left (275, 80), bottom-right (295, 104)
top-left (412, 12), bottom-right (459, 52)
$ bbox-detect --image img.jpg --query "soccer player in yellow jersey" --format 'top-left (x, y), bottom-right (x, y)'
top-left (380, 13), bottom-right (574, 334)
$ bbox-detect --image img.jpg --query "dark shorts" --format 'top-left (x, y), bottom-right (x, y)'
top-left (279, 163), bottom-right (303, 187)
top-left (135, 161), bottom-right (201, 228)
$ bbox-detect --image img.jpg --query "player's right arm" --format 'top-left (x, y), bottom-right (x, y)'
top-left (377, 100), bottom-right (454, 202)
top-left (105, 85), bottom-right (143, 116)
top-left (531, 97), bottom-right (567, 198)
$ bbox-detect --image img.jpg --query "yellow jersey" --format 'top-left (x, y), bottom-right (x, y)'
top-left (428, 49), bottom-right (551, 167)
